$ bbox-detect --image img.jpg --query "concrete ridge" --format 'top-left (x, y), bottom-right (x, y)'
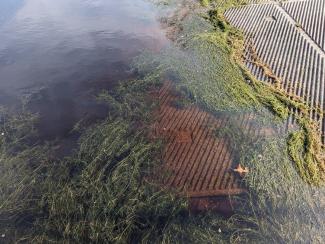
top-left (276, 2), bottom-right (325, 57)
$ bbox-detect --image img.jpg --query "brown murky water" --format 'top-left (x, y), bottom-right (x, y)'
top-left (0, 0), bottom-right (169, 153)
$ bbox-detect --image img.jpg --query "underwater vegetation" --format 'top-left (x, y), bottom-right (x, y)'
top-left (0, 0), bottom-right (324, 243)
top-left (0, 80), bottom-right (229, 243)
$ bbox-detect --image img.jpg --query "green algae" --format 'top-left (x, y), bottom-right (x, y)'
top-left (200, 0), bottom-right (210, 7)
top-left (288, 119), bottom-right (325, 185)
top-left (0, 1), bottom-right (324, 243)
top-left (201, 0), bottom-right (245, 7)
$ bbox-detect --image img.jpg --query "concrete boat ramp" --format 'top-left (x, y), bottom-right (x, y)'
top-left (225, 0), bottom-right (325, 144)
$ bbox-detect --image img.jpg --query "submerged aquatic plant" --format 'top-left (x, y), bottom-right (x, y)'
top-left (0, 76), bottom-right (232, 243)
top-left (0, 1), bottom-right (324, 243)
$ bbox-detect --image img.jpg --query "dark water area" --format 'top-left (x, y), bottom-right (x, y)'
top-left (0, 0), bottom-right (169, 154)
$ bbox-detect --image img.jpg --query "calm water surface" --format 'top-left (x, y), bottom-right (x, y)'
top-left (0, 0), bottom-right (169, 150)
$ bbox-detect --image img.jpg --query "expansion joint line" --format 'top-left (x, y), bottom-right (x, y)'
top-left (274, 1), bottom-right (325, 58)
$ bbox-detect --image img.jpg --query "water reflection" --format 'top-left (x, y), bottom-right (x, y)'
top-left (0, 0), bottom-right (168, 148)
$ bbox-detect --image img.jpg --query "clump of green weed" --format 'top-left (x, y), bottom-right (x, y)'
top-left (201, 0), bottom-right (248, 9)
top-left (200, 0), bottom-right (210, 7)
top-left (288, 119), bottom-right (325, 185)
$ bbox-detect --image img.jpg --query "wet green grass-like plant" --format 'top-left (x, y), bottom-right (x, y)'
top-left (0, 77), bottom-right (233, 243)
top-left (0, 1), bottom-right (324, 243)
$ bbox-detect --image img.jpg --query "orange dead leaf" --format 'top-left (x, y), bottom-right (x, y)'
top-left (233, 164), bottom-right (249, 177)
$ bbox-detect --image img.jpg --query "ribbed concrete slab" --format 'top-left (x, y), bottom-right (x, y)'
top-left (225, 0), bottom-right (325, 143)
top-left (283, 0), bottom-right (325, 51)
top-left (152, 81), bottom-right (246, 198)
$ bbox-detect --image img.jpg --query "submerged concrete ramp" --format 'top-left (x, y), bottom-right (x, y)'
top-left (225, 0), bottom-right (325, 143)
top-left (152, 81), bottom-right (246, 198)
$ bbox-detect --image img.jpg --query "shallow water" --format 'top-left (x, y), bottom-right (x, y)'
top-left (0, 0), bottom-right (169, 145)
top-left (1, 1), bottom-right (324, 242)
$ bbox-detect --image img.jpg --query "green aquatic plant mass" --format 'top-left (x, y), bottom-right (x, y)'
top-left (0, 1), bottom-right (324, 243)
top-left (0, 82), bottom-right (228, 243)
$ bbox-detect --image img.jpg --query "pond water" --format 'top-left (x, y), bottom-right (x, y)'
top-left (0, 0), bottom-right (169, 149)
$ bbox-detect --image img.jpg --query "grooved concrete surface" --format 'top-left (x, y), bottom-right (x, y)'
top-left (225, 0), bottom-right (325, 143)
top-left (283, 0), bottom-right (325, 51)
top-left (152, 81), bottom-right (246, 197)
